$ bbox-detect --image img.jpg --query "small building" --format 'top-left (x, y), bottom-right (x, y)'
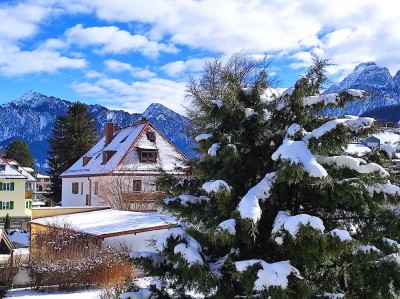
top-left (30, 208), bottom-right (177, 260)
top-left (61, 119), bottom-right (189, 211)
top-left (0, 229), bottom-right (13, 256)
top-left (0, 158), bottom-right (35, 227)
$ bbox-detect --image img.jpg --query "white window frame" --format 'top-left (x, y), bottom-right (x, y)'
top-left (2, 182), bottom-right (11, 191)
top-left (2, 201), bottom-right (10, 210)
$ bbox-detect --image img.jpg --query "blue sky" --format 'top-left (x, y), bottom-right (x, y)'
top-left (0, 0), bottom-right (399, 115)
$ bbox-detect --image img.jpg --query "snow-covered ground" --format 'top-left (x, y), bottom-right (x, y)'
top-left (5, 288), bottom-right (102, 298)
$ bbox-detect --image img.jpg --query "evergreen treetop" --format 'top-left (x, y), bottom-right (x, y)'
top-left (47, 102), bottom-right (97, 203)
top-left (129, 56), bottom-right (400, 298)
top-left (5, 139), bottom-right (35, 169)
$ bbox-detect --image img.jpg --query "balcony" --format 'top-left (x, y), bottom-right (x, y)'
top-left (25, 190), bottom-right (33, 199)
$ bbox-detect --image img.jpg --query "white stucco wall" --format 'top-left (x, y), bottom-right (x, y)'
top-left (102, 228), bottom-right (171, 252)
top-left (61, 177), bottom-right (90, 207)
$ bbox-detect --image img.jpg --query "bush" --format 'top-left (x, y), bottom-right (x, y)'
top-left (0, 255), bottom-right (21, 298)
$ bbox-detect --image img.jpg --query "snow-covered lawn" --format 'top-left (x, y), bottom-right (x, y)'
top-left (5, 288), bottom-right (102, 298)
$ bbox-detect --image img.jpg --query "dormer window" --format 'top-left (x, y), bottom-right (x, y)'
top-left (140, 150), bottom-right (156, 163)
top-left (82, 156), bottom-right (92, 166)
top-left (102, 151), bottom-right (116, 164)
top-left (0, 164), bottom-right (5, 171)
top-left (147, 131), bottom-right (156, 142)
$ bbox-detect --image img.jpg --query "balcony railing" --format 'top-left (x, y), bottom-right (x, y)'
top-left (25, 191), bottom-right (33, 199)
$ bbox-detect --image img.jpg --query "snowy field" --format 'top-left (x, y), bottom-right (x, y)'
top-left (5, 288), bottom-right (102, 298)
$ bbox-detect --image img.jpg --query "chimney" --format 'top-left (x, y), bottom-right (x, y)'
top-left (140, 117), bottom-right (148, 124)
top-left (105, 122), bottom-right (114, 146)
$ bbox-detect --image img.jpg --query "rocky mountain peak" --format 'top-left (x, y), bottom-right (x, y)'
top-left (353, 61), bottom-right (377, 72)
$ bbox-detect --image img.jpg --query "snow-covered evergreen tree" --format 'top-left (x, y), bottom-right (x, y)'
top-left (129, 56), bottom-right (400, 298)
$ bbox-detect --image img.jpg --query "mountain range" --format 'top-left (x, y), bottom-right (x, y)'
top-left (0, 91), bottom-right (195, 171)
top-left (324, 61), bottom-right (400, 119)
top-left (2, 61), bottom-right (400, 171)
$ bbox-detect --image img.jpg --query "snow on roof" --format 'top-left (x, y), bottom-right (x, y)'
top-left (31, 209), bottom-right (178, 238)
top-left (62, 124), bottom-right (145, 177)
top-left (36, 173), bottom-right (50, 179)
top-left (0, 158), bottom-right (27, 179)
top-left (343, 143), bottom-right (371, 157)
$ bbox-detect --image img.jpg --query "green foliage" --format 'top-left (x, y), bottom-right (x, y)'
top-left (5, 139), bottom-right (35, 169)
top-left (47, 102), bottom-right (97, 202)
top-left (131, 54), bottom-right (400, 298)
top-left (4, 213), bottom-right (10, 229)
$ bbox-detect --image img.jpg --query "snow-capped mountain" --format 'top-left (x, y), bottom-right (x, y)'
top-left (0, 91), bottom-right (195, 171)
top-left (324, 62), bottom-right (400, 116)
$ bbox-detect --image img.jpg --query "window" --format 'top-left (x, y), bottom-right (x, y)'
top-left (81, 182), bottom-right (83, 195)
top-left (156, 182), bottom-right (163, 192)
top-left (0, 164), bottom-right (5, 171)
top-left (44, 178), bottom-right (50, 182)
top-left (72, 182), bottom-right (79, 194)
top-left (140, 151), bottom-right (156, 163)
top-left (147, 131), bottom-right (156, 141)
top-left (1, 201), bottom-right (13, 210)
top-left (132, 180), bottom-right (142, 192)
top-left (94, 181), bottom-right (98, 195)
top-left (102, 151), bottom-right (116, 164)
top-left (25, 201), bottom-right (32, 209)
top-left (0, 182), bottom-right (14, 191)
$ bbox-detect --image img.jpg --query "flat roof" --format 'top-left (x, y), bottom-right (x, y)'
top-left (31, 209), bottom-right (177, 238)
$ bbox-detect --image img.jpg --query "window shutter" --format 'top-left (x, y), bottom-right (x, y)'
top-left (29, 201), bottom-right (32, 209)
top-left (10, 182), bottom-right (14, 191)
top-left (10, 201), bottom-right (14, 209)
top-left (0, 201), bottom-right (2, 209)
top-left (0, 182), bottom-right (2, 190)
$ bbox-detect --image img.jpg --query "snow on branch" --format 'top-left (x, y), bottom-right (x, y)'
top-left (305, 116), bottom-right (374, 140)
top-left (382, 238), bottom-right (400, 252)
top-left (353, 245), bottom-right (381, 254)
top-left (235, 260), bottom-right (301, 291)
top-left (237, 172), bottom-right (276, 223)
top-left (272, 211), bottom-right (325, 238)
top-left (208, 142), bottom-right (221, 156)
top-left (303, 94), bottom-right (339, 106)
top-left (272, 139), bottom-right (328, 178)
top-left (328, 229), bottom-right (353, 242)
top-left (211, 99), bottom-right (222, 108)
top-left (202, 180), bottom-right (231, 194)
top-left (324, 292), bottom-right (345, 299)
top-left (216, 219), bottom-right (236, 235)
top-left (367, 182), bottom-right (400, 196)
top-left (195, 133), bottom-right (212, 142)
top-left (319, 156), bottom-right (389, 177)
top-left (164, 194), bottom-right (210, 206)
top-left (156, 227), bottom-right (204, 266)
top-left (346, 89), bottom-right (365, 97)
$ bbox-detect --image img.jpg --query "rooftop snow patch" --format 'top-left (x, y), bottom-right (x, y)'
top-left (237, 172), bottom-right (275, 223)
top-left (319, 156), bottom-right (389, 177)
top-left (202, 180), bottom-right (231, 193)
top-left (31, 209), bottom-right (177, 237)
top-left (272, 211), bottom-right (325, 238)
top-left (235, 260), bottom-right (300, 291)
top-left (272, 139), bottom-right (328, 178)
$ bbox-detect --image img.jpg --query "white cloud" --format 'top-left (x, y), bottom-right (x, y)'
top-left (72, 76), bottom-right (187, 115)
top-left (0, 46), bottom-right (86, 76)
top-left (64, 24), bottom-right (178, 56)
top-left (161, 58), bottom-right (209, 77)
top-left (104, 59), bottom-right (156, 79)
top-left (72, 82), bottom-right (107, 97)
